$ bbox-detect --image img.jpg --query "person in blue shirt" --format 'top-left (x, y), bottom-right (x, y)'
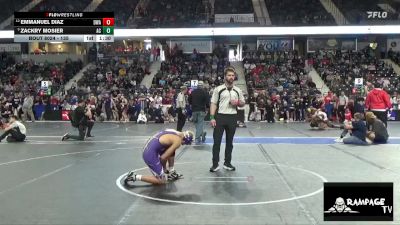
top-left (354, 97), bottom-right (365, 114)
top-left (342, 113), bottom-right (368, 145)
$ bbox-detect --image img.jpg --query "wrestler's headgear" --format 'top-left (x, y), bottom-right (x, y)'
top-left (182, 131), bottom-right (194, 145)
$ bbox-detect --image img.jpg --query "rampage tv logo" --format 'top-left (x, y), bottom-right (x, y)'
top-left (324, 183), bottom-right (393, 221)
top-left (325, 197), bottom-right (392, 214)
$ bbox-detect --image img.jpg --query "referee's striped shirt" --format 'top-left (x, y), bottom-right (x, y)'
top-left (211, 84), bottom-right (245, 115)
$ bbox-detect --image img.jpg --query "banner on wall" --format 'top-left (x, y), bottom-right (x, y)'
top-left (0, 44), bottom-right (21, 52)
top-left (307, 38), bottom-right (357, 52)
top-left (169, 39), bottom-right (212, 53)
top-left (257, 38), bottom-right (294, 51)
top-left (387, 38), bottom-right (400, 52)
top-left (214, 14), bottom-right (254, 23)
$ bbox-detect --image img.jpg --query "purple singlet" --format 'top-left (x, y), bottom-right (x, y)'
top-left (142, 130), bottom-right (178, 179)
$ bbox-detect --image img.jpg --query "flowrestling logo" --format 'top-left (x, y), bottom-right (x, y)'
top-left (324, 183), bottom-right (393, 221)
top-left (367, 11), bottom-right (388, 19)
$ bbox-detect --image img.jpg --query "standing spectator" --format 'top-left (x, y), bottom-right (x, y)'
top-left (354, 97), bottom-right (365, 115)
top-left (337, 91), bottom-right (348, 122)
top-left (104, 95), bottom-right (114, 121)
top-left (391, 91), bottom-right (399, 110)
top-left (365, 83), bottom-right (392, 127)
top-left (248, 93), bottom-right (257, 121)
top-left (156, 47), bottom-right (161, 61)
top-left (256, 93), bottom-right (266, 121)
top-left (209, 67), bottom-right (245, 172)
top-left (176, 86), bottom-right (188, 131)
top-left (265, 99), bottom-right (275, 123)
top-left (324, 91), bottom-right (334, 121)
top-left (12, 93), bottom-right (22, 118)
top-left (22, 93), bottom-right (35, 122)
top-left (189, 81), bottom-right (209, 144)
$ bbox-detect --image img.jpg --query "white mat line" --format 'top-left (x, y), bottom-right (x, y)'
top-left (194, 176), bottom-right (249, 179)
top-left (27, 140), bottom-right (147, 143)
top-left (0, 147), bottom-right (134, 166)
top-left (0, 164), bottom-right (73, 196)
top-left (27, 136), bottom-right (151, 138)
top-left (195, 180), bottom-right (249, 183)
top-left (25, 136), bottom-right (400, 139)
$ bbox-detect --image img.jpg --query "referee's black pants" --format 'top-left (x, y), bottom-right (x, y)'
top-left (176, 108), bottom-right (186, 132)
top-left (371, 110), bottom-right (388, 127)
top-left (337, 105), bottom-right (345, 122)
top-left (212, 114), bottom-right (237, 166)
top-left (67, 121), bottom-right (94, 141)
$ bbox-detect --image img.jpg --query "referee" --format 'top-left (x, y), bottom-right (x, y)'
top-left (209, 67), bottom-right (245, 172)
top-left (176, 86), bottom-right (188, 131)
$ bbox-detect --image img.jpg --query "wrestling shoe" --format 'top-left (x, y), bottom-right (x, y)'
top-left (209, 164), bottom-right (220, 172)
top-left (334, 138), bottom-right (343, 143)
top-left (61, 133), bottom-right (69, 141)
top-left (123, 171), bottom-right (137, 187)
top-left (167, 170), bottom-right (183, 181)
top-left (223, 163), bottom-right (236, 171)
top-left (201, 131), bottom-right (207, 143)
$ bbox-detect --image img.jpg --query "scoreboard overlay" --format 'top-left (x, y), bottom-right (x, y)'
top-left (14, 12), bottom-right (114, 43)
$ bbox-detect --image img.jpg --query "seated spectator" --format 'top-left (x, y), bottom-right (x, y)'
top-left (137, 110), bottom-right (147, 124)
top-left (266, 0), bottom-right (335, 26)
top-left (134, 0), bottom-right (206, 28)
top-left (154, 107), bottom-right (165, 123)
top-left (0, 115), bottom-right (26, 143)
top-left (342, 113), bottom-right (368, 145)
top-left (96, 0), bottom-right (139, 27)
top-left (365, 112), bottom-right (389, 144)
top-left (336, 108), bottom-right (353, 141)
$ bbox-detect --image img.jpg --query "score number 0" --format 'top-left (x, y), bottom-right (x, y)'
top-left (96, 27), bottom-right (112, 34)
top-left (102, 18), bottom-right (114, 26)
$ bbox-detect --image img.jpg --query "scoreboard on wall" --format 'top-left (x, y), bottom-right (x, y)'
top-left (14, 12), bottom-right (114, 43)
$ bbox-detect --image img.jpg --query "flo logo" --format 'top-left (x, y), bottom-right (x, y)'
top-left (366, 11), bottom-right (388, 19)
top-left (324, 183), bottom-right (393, 221)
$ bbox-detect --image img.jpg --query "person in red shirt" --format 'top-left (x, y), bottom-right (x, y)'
top-left (365, 82), bottom-right (392, 127)
top-left (336, 108), bottom-right (355, 142)
top-left (324, 91), bottom-right (333, 120)
top-left (50, 96), bottom-right (59, 106)
top-left (344, 108), bottom-right (352, 121)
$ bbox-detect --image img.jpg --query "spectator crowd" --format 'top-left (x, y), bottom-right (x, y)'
top-left (243, 47), bottom-right (320, 122)
top-left (1, 42), bottom-right (400, 129)
top-left (0, 51), bottom-right (83, 122)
